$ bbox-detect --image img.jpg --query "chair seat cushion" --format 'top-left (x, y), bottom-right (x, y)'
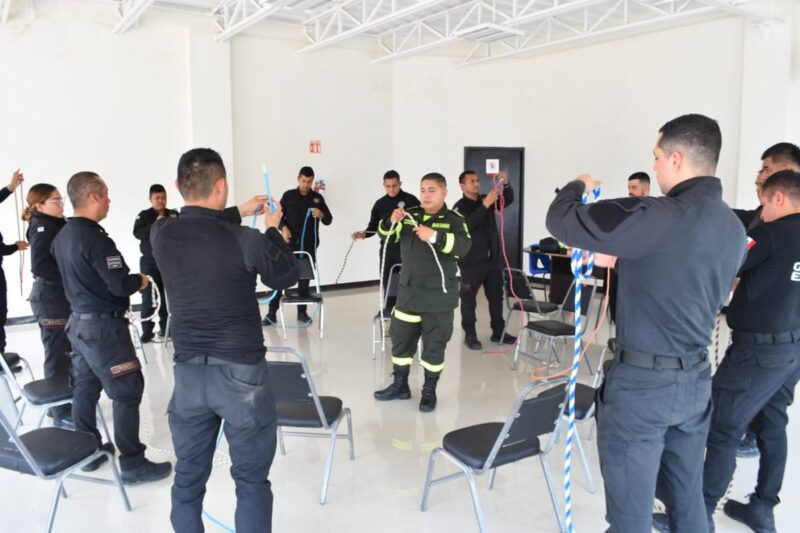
top-left (276, 396), bottom-right (343, 428)
top-left (283, 289), bottom-right (322, 303)
top-left (443, 422), bottom-right (541, 470)
top-left (540, 383), bottom-right (596, 419)
top-left (525, 320), bottom-right (574, 337)
top-left (23, 375), bottom-right (72, 405)
top-left (0, 427), bottom-right (98, 476)
top-left (511, 300), bottom-right (559, 315)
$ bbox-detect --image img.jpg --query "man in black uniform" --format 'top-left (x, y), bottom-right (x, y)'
top-left (627, 171), bottom-right (651, 197)
top-left (453, 169), bottom-right (514, 350)
top-left (133, 183), bottom-right (178, 343)
top-left (373, 173), bottom-right (471, 412)
top-left (351, 170), bottom-right (419, 311)
top-left (263, 166), bottom-right (332, 325)
top-left (52, 171), bottom-right (171, 482)
top-left (701, 170), bottom-right (800, 533)
top-left (546, 114), bottom-right (745, 532)
top-left (734, 143), bottom-right (800, 231)
top-left (731, 143), bottom-right (799, 460)
top-left (152, 148), bottom-right (298, 533)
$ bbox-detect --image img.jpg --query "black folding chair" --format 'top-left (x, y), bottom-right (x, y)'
top-left (0, 352), bottom-right (35, 423)
top-left (501, 268), bottom-right (559, 341)
top-left (279, 251), bottom-right (324, 340)
top-left (421, 378), bottom-right (569, 533)
top-left (0, 409), bottom-right (130, 533)
top-left (266, 346), bottom-right (354, 504)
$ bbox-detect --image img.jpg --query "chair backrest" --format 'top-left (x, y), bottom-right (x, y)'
top-left (557, 276), bottom-right (600, 336)
top-left (0, 409), bottom-right (46, 478)
top-left (383, 263), bottom-right (402, 307)
top-left (503, 268), bottom-right (535, 302)
top-left (527, 245), bottom-right (552, 275)
top-left (0, 353), bottom-right (23, 395)
top-left (483, 378), bottom-right (568, 470)
top-left (265, 346), bottom-right (330, 428)
top-left (294, 251), bottom-right (321, 293)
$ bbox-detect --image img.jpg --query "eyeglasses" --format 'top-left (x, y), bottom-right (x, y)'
top-left (45, 197), bottom-right (65, 205)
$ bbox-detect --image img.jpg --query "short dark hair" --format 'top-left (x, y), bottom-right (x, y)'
top-left (421, 172), bottom-right (447, 187)
top-left (176, 148), bottom-right (226, 201)
top-left (458, 170), bottom-right (477, 184)
top-left (299, 166), bottom-right (315, 178)
top-left (383, 170), bottom-right (400, 181)
top-left (762, 169), bottom-right (800, 203)
top-left (67, 171), bottom-right (104, 209)
top-left (658, 114), bottom-right (722, 173)
top-left (149, 184), bottom-right (166, 196)
top-left (761, 143), bottom-right (800, 168)
top-left (628, 172), bottom-right (650, 184)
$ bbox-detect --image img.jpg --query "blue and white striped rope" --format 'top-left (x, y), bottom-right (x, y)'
top-left (563, 186), bottom-right (601, 533)
top-left (253, 166), bottom-right (278, 304)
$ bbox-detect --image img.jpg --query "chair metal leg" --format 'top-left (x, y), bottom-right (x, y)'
top-left (13, 401), bottom-right (27, 431)
top-left (130, 323), bottom-right (148, 365)
top-left (540, 454), bottom-right (566, 533)
top-left (420, 448), bottom-right (439, 511)
top-left (17, 356), bottom-right (36, 383)
top-left (320, 417), bottom-right (341, 505)
top-left (36, 407), bottom-right (49, 429)
top-left (500, 309), bottom-right (512, 341)
top-left (586, 417), bottom-right (597, 442)
top-left (163, 315), bottom-right (171, 348)
top-left (279, 305), bottom-right (287, 340)
top-left (488, 468), bottom-right (497, 490)
top-left (277, 426), bottom-right (286, 456)
top-left (319, 303), bottom-right (324, 339)
top-left (512, 331), bottom-right (523, 370)
top-left (573, 423), bottom-right (596, 493)
top-left (0, 377), bottom-right (20, 422)
top-left (97, 405), bottom-right (112, 443)
top-left (107, 450), bottom-right (132, 511)
top-left (46, 476), bottom-right (67, 533)
top-left (464, 468), bottom-right (487, 533)
top-left (345, 408), bottom-right (354, 461)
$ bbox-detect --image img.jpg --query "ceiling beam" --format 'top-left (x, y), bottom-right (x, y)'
top-left (113, 0), bottom-right (157, 34)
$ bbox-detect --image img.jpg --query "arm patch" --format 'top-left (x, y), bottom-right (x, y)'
top-left (587, 198), bottom-right (646, 233)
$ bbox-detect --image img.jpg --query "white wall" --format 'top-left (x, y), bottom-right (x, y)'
top-left (1, 1), bottom-right (797, 318)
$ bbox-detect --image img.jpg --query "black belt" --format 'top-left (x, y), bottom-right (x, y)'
top-left (618, 348), bottom-right (707, 370)
top-left (33, 277), bottom-right (62, 288)
top-left (180, 355), bottom-right (232, 365)
top-left (72, 311), bottom-right (127, 320)
top-left (732, 329), bottom-right (800, 345)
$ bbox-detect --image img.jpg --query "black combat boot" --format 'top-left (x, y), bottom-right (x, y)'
top-left (464, 327), bottom-right (482, 350)
top-left (374, 365), bottom-right (411, 401)
top-left (724, 494), bottom-right (776, 533)
top-left (419, 372), bottom-right (439, 412)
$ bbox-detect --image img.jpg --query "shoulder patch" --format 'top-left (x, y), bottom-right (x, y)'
top-left (106, 256), bottom-right (123, 269)
top-left (37, 226), bottom-right (45, 232)
top-left (588, 198), bottom-right (646, 233)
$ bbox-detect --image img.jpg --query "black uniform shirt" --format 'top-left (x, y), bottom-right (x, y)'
top-left (151, 206), bottom-right (299, 364)
top-left (279, 188), bottom-right (332, 252)
top-left (733, 205), bottom-right (762, 231)
top-left (51, 217), bottom-right (141, 314)
top-left (727, 212), bottom-right (800, 333)
top-left (27, 212), bottom-right (66, 283)
top-left (133, 207), bottom-right (179, 258)
top-left (453, 185), bottom-right (514, 265)
top-left (546, 177), bottom-right (745, 356)
top-left (0, 188), bottom-right (20, 266)
top-left (364, 190), bottom-right (420, 247)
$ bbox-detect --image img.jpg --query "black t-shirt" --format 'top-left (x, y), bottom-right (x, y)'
top-left (27, 212), bottom-right (67, 283)
top-left (727, 212), bottom-right (800, 333)
top-left (279, 188), bottom-right (332, 252)
top-left (364, 190), bottom-right (419, 247)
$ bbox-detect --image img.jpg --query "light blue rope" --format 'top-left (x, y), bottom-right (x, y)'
top-left (563, 186), bottom-right (601, 533)
top-left (202, 428), bottom-right (236, 532)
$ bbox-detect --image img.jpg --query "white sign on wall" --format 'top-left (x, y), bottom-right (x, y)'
top-left (485, 159), bottom-right (500, 175)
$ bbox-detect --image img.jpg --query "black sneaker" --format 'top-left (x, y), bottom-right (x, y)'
top-left (261, 313), bottom-right (277, 326)
top-left (121, 459), bottom-right (172, 485)
top-left (490, 333), bottom-right (517, 345)
top-left (736, 433), bottom-right (760, 458)
top-left (297, 312), bottom-right (313, 325)
top-left (82, 442), bottom-right (116, 472)
top-left (140, 331), bottom-right (155, 343)
top-left (724, 494), bottom-right (776, 533)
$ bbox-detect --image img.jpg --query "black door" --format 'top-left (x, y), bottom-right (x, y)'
top-left (463, 147), bottom-right (524, 269)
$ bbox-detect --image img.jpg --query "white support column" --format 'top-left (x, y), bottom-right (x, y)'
top-left (733, 7), bottom-right (794, 209)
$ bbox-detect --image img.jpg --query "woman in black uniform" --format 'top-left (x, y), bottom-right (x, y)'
top-left (23, 182), bottom-right (72, 426)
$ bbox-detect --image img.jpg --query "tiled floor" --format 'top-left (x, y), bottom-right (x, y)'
top-left (0, 287), bottom-right (796, 532)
